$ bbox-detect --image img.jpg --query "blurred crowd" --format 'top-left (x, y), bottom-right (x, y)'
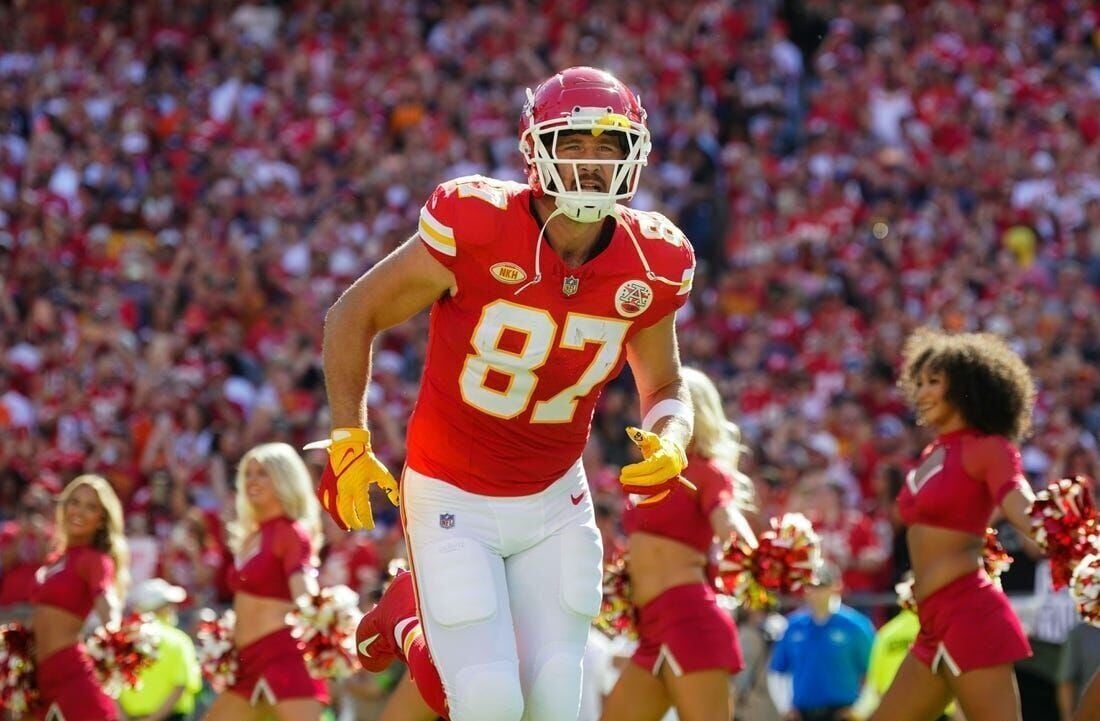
top-left (0, 0), bottom-right (1098, 717)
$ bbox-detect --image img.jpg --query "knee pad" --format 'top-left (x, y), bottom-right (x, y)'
top-left (449, 661), bottom-right (525, 721)
top-left (523, 650), bottom-right (584, 721)
top-left (559, 524), bottom-right (603, 618)
top-left (417, 537), bottom-right (498, 627)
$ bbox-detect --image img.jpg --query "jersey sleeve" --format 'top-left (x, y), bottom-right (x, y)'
top-left (417, 175), bottom-right (514, 273)
top-left (274, 520), bottom-right (315, 578)
top-left (971, 436), bottom-right (1027, 503)
top-left (418, 183), bottom-right (460, 268)
top-left (623, 209), bottom-right (697, 326)
top-left (78, 549), bottom-right (115, 597)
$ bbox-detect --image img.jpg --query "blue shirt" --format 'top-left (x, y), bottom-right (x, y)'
top-left (769, 605), bottom-right (875, 710)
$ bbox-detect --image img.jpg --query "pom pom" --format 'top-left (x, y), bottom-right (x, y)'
top-left (85, 613), bottom-right (161, 696)
top-left (894, 577), bottom-right (918, 614)
top-left (595, 552), bottom-right (636, 639)
top-left (0, 623), bottom-right (38, 716)
top-left (289, 585), bottom-right (362, 679)
top-left (1031, 476), bottom-right (1099, 589)
top-left (1071, 550), bottom-right (1100, 626)
top-left (982, 527), bottom-right (1013, 581)
top-left (195, 609), bottom-right (238, 693)
top-left (717, 513), bottom-right (821, 610)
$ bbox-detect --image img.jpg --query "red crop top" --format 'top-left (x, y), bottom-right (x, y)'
top-left (622, 453), bottom-right (735, 554)
top-left (897, 428), bottom-right (1026, 536)
top-left (31, 545), bottom-right (115, 619)
top-left (227, 516), bottom-right (315, 601)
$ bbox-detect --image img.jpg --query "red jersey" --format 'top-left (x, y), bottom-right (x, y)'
top-left (897, 428), bottom-right (1026, 537)
top-left (622, 453), bottom-right (734, 554)
top-left (227, 517), bottom-right (315, 602)
top-left (410, 176), bottom-right (695, 495)
top-left (31, 545), bottom-right (115, 619)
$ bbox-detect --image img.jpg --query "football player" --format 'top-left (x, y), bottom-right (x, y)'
top-left (311, 66), bottom-right (696, 721)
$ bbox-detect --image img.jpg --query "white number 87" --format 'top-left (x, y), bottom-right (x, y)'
top-left (459, 300), bottom-right (630, 423)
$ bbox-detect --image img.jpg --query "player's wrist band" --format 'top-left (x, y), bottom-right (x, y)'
top-left (642, 398), bottom-right (692, 432)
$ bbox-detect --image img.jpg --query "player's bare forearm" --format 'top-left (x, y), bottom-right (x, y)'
top-left (626, 313), bottom-right (693, 446)
top-left (322, 299), bottom-right (375, 428)
top-left (322, 236), bottom-right (456, 429)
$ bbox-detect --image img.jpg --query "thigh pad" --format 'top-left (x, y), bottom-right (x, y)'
top-left (417, 537), bottom-right (499, 628)
top-left (558, 523), bottom-right (603, 618)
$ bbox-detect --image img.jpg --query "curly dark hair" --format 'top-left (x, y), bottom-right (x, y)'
top-left (898, 327), bottom-right (1036, 441)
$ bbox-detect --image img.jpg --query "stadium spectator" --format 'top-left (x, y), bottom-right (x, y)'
top-left (767, 561), bottom-right (875, 721)
top-left (119, 578), bottom-right (202, 721)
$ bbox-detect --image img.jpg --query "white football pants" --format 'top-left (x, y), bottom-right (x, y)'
top-left (402, 461), bottom-right (603, 721)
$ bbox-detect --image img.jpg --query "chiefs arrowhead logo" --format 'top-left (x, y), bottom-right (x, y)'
top-left (490, 262), bottom-right (527, 285)
top-left (614, 280), bottom-right (653, 318)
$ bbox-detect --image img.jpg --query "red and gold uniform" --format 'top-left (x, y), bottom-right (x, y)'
top-left (411, 176), bottom-right (694, 496)
top-left (622, 454), bottom-right (744, 676)
top-left (226, 516), bottom-right (327, 705)
top-left (401, 174), bottom-right (694, 721)
top-left (897, 428), bottom-right (1032, 674)
top-left (30, 545), bottom-right (118, 721)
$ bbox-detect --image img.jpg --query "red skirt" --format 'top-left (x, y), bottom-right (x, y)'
top-left (229, 627), bottom-right (328, 705)
top-left (631, 582), bottom-right (744, 676)
top-left (912, 571), bottom-right (1031, 675)
top-left (33, 644), bottom-right (117, 721)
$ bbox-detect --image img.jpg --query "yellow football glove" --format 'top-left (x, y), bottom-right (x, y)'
top-left (304, 428), bottom-right (399, 531)
top-left (620, 427), bottom-right (696, 504)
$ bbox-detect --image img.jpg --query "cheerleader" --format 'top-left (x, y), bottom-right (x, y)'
top-left (202, 443), bottom-right (326, 721)
top-left (31, 474), bottom-right (129, 721)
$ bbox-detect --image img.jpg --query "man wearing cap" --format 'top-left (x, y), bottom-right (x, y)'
top-left (119, 578), bottom-right (202, 721)
top-left (766, 561), bottom-right (875, 721)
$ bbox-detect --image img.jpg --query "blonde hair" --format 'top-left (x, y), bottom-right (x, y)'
top-left (229, 443), bottom-right (323, 560)
top-left (682, 367), bottom-right (755, 510)
top-left (56, 474), bottom-right (130, 599)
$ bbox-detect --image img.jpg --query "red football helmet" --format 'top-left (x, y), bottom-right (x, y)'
top-left (519, 67), bottom-right (651, 223)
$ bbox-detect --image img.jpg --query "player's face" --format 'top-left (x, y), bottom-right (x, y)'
top-left (913, 366), bottom-right (961, 431)
top-left (63, 484), bottom-right (105, 545)
top-left (552, 131), bottom-right (626, 194)
top-left (243, 459), bottom-right (282, 514)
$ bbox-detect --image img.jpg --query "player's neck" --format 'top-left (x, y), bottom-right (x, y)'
top-left (531, 195), bottom-right (612, 268)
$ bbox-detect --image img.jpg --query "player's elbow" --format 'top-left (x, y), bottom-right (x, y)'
top-left (325, 292), bottom-right (380, 344)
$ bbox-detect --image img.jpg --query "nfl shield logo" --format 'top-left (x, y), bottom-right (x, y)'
top-left (562, 276), bottom-right (580, 296)
top-left (439, 513), bottom-right (455, 529)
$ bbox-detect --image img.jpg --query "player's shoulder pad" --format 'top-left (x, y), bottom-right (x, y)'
top-left (617, 205), bottom-right (696, 295)
top-left (419, 175), bottom-right (527, 259)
